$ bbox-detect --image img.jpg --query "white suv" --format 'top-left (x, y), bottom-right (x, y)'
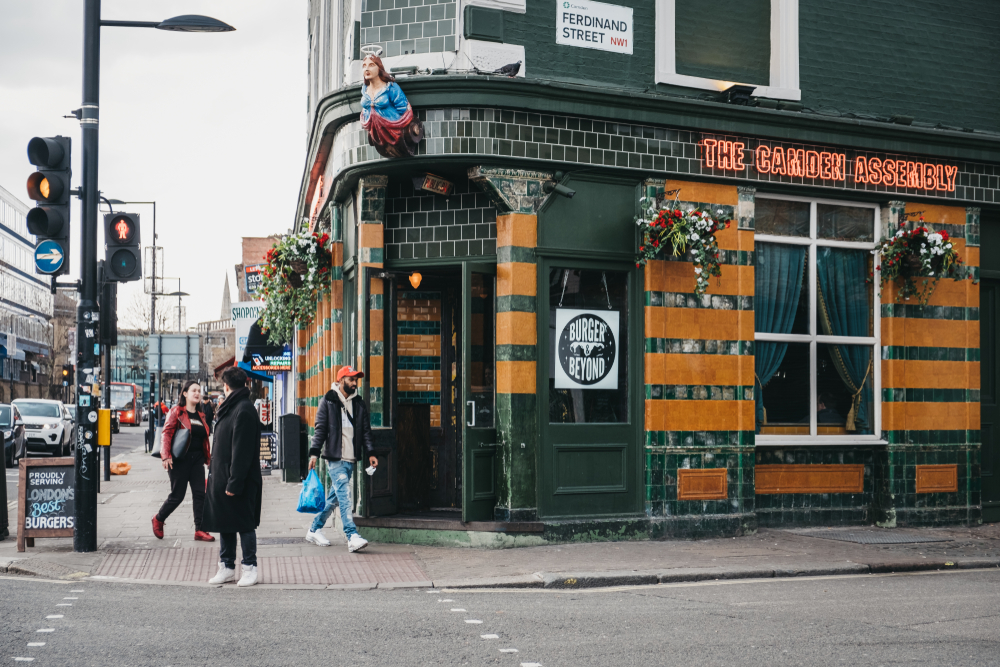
top-left (13, 399), bottom-right (74, 457)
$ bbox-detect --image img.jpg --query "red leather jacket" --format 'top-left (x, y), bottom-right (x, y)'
top-left (160, 404), bottom-right (211, 463)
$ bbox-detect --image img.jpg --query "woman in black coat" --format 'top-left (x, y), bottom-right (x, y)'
top-left (201, 367), bottom-right (262, 586)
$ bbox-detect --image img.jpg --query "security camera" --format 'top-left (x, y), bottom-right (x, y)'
top-left (544, 180), bottom-right (576, 198)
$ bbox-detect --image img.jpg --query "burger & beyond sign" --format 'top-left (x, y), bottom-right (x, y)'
top-left (554, 309), bottom-right (620, 390)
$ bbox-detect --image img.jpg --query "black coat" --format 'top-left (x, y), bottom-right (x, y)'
top-left (201, 387), bottom-right (262, 534)
top-left (308, 388), bottom-right (375, 462)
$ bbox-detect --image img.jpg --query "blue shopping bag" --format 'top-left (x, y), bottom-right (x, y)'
top-left (297, 470), bottom-right (326, 513)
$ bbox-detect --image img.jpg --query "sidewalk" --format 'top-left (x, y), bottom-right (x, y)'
top-left (4, 436), bottom-right (1000, 589)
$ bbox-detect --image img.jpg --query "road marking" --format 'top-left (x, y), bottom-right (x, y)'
top-left (26, 644), bottom-right (45, 647)
top-left (63, 597), bottom-right (78, 600)
top-left (438, 599), bottom-right (453, 602)
top-left (465, 620), bottom-right (483, 624)
top-left (500, 648), bottom-right (519, 653)
top-left (45, 615), bottom-right (63, 619)
top-left (450, 608), bottom-right (466, 612)
top-left (521, 663), bottom-right (542, 667)
top-left (481, 634), bottom-right (499, 639)
top-left (36, 630), bottom-right (54, 633)
top-left (56, 604), bottom-right (72, 606)
top-left (13, 658), bottom-right (35, 662)
top-left (69, 590), bottom-right (84, 593)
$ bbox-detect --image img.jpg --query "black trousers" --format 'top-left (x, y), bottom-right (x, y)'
top-left (219, 531), bottom-right (257, 568)
top-left (156, 452), bottom-right (206, 530)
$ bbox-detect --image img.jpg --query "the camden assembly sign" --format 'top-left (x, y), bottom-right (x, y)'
top-left (554, 309), bottom-right (620, 390)
top-left (699, 135), bottom-right (959, 195)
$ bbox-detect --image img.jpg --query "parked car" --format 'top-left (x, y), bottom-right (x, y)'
top-left (12, 399), bottom-right (74, 457)
top-left (63, 403), bottom-right (78, 443)
top-left (1, 404), bottom-right (26, 467)
top-left (141, 405), bottom-right (149, 424)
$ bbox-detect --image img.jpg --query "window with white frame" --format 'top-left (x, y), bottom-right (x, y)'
top-left (754, 195), bottom-right (880, 442)
top-left (655, 0), bottom-right (800, 101)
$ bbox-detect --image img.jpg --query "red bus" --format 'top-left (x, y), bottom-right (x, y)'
top-left (110, 382), bottom-right (141, 425)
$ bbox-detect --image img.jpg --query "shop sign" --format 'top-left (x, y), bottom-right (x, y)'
top-left (244, 264), bottom-right (264, 297)
top-left (699, 135), bottom-right (958, 195)
top-left (259, 432), bottom-right (278, 472)
top-left (556, 0), bottom-right (633, 55)
top-left (554, 308), bottom-right (620, 390)
top-left (17, 458), bottom-right (76, 552)
top-left (232, 301), bottom-right (264, 363)
top-left (251, 350), bottom-right (292, 373)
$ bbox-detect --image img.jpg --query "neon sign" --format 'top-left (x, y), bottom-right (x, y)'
top-left (699, 134), bottom-right (958, 195)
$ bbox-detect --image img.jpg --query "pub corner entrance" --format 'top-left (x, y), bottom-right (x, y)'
top-left (359, 263), bottom-right (497, 524)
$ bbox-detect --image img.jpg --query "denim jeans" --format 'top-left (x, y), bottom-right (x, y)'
top-left (219, 531), bottom-right (257, 568)
top-left (310, 460), bottom-right (357, 539)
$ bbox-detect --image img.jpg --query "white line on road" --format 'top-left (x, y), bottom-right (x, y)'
top-left (69, 590), bottom-right (84, 593)
top-left (500, 648), bottom-right (519, 653)
top-left (45, 615), bottom-right (63, 619)
top-left (36, 630), bottom-right (54, 633)
top-left (521, 663), bottom-right (542, 667)
top-left (450, 608), bottom-right (466, 612)
top-left (13, 657), bottom-right (35, 662)
top-left (481, 634), bottom-right (499, 639)
top-left (465, 620), bottom-right (483, 624)
top-left (438, 599), bottom-right (453, 602)
top-left (56, 604), bottom-right (71, 607)
top-left (63, 597), bottom-right (77, 600)
top-left (26, 643), bottom-right (45, 647)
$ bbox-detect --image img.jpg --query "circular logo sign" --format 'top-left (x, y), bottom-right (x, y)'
top-left (558, 313), bottom-right (617, 386)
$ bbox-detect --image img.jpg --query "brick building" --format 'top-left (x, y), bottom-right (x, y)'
top-left (290, 0), bottom-right (1000, 544)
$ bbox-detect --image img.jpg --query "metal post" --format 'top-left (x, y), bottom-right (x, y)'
top-left (102, 339), bottom-right (111, 482)
top-left (147, 204), bottom-right (157, 452)
top-left (75, 0), bottom-right (101, 552)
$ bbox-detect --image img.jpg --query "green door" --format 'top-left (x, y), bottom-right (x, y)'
top-left (462, 262), bottom-right (498, 522)
top-left (981, 277), bottom-right (1000, 521)
top-left (539, 262), bottom-right (642, 518)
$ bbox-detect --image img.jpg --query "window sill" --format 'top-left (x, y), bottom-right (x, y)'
top-left (656, 72), bottom-right (801, 102)
top-left (755, 437), bottom-right (889, 447)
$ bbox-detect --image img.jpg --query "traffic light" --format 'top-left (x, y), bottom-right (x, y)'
top-left (26, 136), bottom-right (72, 276)
top-left (103, 212), bottom-right (141, 282)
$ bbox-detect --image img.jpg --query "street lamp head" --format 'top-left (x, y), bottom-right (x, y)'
top-left (156, 15), bottom-right (235, 32)
top-left (165, 291), bottom-right (190, 297)
top-left (106, 198), bottom-right (127, 205)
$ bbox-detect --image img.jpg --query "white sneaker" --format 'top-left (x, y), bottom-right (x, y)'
top-left (347, 534), bottom-right (369, 553)
top-left (237, 564), bottom-right (258, 587)
top-left (306, 529), bottom-right (331, 546)
top-left (208, 562), bottom-right (236, 584)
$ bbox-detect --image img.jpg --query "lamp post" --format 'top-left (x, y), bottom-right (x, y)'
top-left (74, 2), bottom-right (233, 553)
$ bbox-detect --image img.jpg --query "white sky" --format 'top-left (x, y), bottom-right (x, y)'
top-left (0, 1), bottom-right (306, 327)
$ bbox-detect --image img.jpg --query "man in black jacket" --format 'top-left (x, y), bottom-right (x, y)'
top-left (202, 367), bottom-right (263, 586)
top-left (305, 366), bottom-right (378, 552)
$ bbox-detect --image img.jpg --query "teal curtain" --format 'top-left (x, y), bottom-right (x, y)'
top-left (816, 247), bottom-right (872, 433)
top-left (754, 243), bottom-right (807, 431)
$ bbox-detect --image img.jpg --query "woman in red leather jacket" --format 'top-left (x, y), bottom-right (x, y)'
top-left (152, 380), bottom-right (214, 542)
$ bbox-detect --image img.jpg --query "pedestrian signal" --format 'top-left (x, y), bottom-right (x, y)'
top-left (104, 213), bottom-right (141, 282)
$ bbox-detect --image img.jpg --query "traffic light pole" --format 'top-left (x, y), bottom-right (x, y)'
top-left (74, 0), bottom-right (102, 552)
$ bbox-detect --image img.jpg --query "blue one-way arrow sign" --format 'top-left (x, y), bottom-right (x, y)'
top-left (34, 240), bottom-right (65, 274)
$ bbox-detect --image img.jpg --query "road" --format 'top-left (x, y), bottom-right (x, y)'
top-left (5, 425), bottom-right (147, 519)
top-left (1, 569), bottom-right (1000, 666)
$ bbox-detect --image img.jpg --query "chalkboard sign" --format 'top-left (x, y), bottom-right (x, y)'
top-left (260, 432), bottom-right (278, 474)
top-left (17, 457), bottom-right (75, 552)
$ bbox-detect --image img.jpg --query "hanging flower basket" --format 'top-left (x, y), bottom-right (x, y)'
top-left (258, 231), bottom-right (333, 345)
top-left (872, 219), bottom-right (965, 306)
top-left (634, 196), bottom-right (731, 296)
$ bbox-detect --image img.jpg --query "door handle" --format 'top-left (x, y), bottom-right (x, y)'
top-left (466, 400), bottom-right (475, 427)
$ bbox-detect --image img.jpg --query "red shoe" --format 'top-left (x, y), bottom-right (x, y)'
top-left (151, 515), bottom-right (164, 539)
top-left (194, 530), bottom-right (215, 542)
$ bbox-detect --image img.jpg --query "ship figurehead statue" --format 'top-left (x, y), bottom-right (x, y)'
top-left (360, 46), bottom-right (424, 158)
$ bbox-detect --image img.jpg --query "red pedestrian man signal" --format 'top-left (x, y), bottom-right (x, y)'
top-left (115, 218), bottom-right (130, 240)
top-left (103, 212), bottom-right (141, 282)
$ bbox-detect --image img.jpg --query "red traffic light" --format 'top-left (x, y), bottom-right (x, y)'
top-left (107, 214), bottom-right (136, 244)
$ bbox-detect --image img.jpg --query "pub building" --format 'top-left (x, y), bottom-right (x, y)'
top-left (291, 0), bottom-right (997, 545)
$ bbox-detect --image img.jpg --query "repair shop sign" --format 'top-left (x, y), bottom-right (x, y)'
top-left (557, 0), bottom-right (633, 55)
top-left (554, 309), bottom-right (620, 390)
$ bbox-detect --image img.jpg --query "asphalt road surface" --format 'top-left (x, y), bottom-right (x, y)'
top-left (5, 425), bottom-right (147, 516)
top-left (1, 569), bottom-right (999, 666)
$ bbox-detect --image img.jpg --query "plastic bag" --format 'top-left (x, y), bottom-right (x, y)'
top-left (296, 469), bottom-right (325, 513)
top-left (109, 462), bottom-right (131, 475)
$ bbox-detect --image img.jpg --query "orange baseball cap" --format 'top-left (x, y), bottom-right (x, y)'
top-left (336, 366), bottom-right (365, 381)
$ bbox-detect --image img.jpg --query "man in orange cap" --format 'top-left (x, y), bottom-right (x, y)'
top-left (305, 366), bottom-right (379, 552)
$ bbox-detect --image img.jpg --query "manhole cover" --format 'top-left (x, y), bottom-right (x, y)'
top-left (794, 530), bottom-right (952, 545)
top-left (257, 537), bottom-right (307, 546)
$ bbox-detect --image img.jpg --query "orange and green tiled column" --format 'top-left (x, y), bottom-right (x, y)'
top-left (495, 212), bottom-right (539, 521)
top-left (358, 175), bottom-right (387, 426)
top-left (642, 179), bottom-right (756, 536)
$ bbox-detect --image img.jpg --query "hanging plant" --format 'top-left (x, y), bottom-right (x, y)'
top-left (635, 196), bottom-right (731, 296)
top-left (871, 219), bottom-right (965, 306)
top-left (258, 230), bottom-right (333, 345)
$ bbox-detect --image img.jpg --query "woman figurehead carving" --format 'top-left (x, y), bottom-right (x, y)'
top-left (360, 50), bottom-right (423, 158)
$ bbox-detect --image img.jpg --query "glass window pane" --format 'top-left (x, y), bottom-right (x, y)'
top-left (754, 243), bottom-right (809, 335)
top-left (549, 268), bottom-right (628, 424)
top-left (470, 273), bottom-right (494, 428)
top-left (816, 247), bottom-right (873, 337)
top-left (757, 342), bottom-right (810, 434)
top-left (756, 198), bottom-right (810, 237)
top-left (818, 204), bottom-right (874, 242)
top-left (818, 344), bottom-right (874, 435)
